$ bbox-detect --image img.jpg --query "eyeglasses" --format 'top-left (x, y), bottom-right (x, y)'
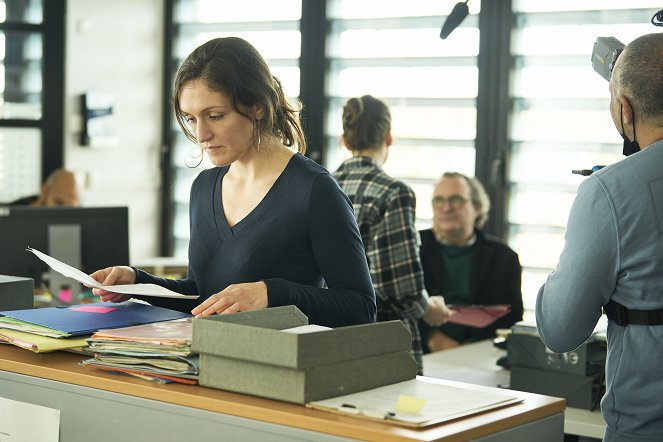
top-left (431, 195), bottom-right (468, 208)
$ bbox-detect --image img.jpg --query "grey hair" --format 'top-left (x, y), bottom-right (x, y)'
top-left (613, 33), bottom-right (663, 125)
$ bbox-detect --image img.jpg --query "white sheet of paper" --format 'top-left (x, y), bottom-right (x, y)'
top-left (0, 397), bottom-right (60, 442)
top-left (27, 247), bottom-right (198, 299)
top-left (281, 325), bottom-right (332, 334)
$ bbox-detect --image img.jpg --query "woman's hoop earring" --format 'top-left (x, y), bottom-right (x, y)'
top-left (256, 118), bottom-right (262, 151)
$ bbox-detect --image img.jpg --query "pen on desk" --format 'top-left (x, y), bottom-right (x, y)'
top-left (338, 403), bottom-right (397, 420)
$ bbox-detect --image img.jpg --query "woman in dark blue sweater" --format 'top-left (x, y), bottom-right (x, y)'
top-left (90, 37), bottom-right (376, 327)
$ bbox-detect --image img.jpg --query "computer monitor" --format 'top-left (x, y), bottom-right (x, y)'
top-left (0, 206), bottom-right (130, 302)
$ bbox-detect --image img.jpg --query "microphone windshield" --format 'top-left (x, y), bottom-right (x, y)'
top-left (440, 1), bottom-right (469, 40)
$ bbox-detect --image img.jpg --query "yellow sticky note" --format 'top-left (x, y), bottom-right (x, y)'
top-left (394, 394), bottom-right (426, 414)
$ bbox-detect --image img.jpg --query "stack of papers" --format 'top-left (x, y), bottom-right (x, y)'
top-left (0, 302), bottom-right (191, 353)
top-left (81, 318), bottom-right (199, 384)
top-left (0, 248), bottom-right (199, 354)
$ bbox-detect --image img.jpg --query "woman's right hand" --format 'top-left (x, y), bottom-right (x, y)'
top-left (89, 266), bottom-right (136, 303)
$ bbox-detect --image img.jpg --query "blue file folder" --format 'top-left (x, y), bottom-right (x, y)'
top-left (0, 302), bottom-right (191, 336)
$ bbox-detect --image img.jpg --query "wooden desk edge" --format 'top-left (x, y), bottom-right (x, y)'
top-left (0, 346), bottom-right (564, 442)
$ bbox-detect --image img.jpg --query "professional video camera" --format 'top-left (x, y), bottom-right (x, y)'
top-left (572, 36), bottom-right (627, 175)
top-left (572, 37), bottom-right (624, 175)
top-left (590, 7), bottom-right (663, 81)
top-left (591, 36), bottom-right (625, 82)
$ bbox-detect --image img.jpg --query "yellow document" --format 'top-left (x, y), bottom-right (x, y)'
top-left (0, 328), bottom-right (89, 353)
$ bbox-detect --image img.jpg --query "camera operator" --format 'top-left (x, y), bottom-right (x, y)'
top-left (536, 32), bottom-right (663, 442)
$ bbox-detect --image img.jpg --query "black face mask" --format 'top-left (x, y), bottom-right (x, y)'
top-left (620, 103), bottom-right (640, 156)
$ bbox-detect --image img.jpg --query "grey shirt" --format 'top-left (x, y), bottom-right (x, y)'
top-left (536, 140), bottom-right (663, 441)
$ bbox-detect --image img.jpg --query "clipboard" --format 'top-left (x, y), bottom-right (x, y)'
top-left (307, 378), bottom-right (521, 427)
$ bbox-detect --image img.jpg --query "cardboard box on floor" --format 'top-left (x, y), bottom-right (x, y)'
top-left (192, 306), bottom-right (417, 404)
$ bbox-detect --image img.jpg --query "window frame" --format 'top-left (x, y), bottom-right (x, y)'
top-left (0, 0), bottom-right (65, 183)
top-left (160, 0), bottom-right (659, 271)
top-left (158, 0), bottom-right (513, 254)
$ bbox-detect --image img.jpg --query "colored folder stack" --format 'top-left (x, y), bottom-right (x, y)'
top-left (0, 301), bottom-right (191, 353)
top-left (82, 317), bottom-right (199, 384)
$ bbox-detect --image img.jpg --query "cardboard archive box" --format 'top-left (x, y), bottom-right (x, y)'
top-left (507, 326), bottom-right (606, 410)
top-left (192, 306), bottom-right (418, 404)
top-left (510, 365), bottom-right (601, 410)
top-left (508, 332), bottom-right (605, 376)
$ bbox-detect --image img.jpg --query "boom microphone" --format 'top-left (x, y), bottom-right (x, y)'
top-left (440, 1), bottom-right (469, 40)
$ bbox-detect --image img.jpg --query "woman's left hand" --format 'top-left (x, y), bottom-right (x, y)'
top-left (191, 281), bottom-right (268, 317)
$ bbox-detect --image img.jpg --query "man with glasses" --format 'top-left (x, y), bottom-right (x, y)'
top-left (418, 172), bottom-right (523, 352)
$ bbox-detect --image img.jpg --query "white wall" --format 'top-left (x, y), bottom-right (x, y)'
top-left (64, 0), bottom-right (164, 262)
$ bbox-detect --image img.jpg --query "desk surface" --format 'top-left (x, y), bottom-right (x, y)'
top-left (423, 340), bottom-right (606, 439)
top-left (0, 344), bottom-right (564, 442)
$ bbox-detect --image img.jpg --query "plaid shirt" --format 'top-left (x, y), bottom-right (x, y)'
top-left (334, 156), bottom-right (429, 372)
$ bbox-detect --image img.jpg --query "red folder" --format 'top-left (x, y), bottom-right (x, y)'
top-left (447, 304), bottom-right (511, 328)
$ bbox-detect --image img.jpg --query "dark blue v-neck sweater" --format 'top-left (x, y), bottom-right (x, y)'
top-left (135, 153), bottom-right (376, 327)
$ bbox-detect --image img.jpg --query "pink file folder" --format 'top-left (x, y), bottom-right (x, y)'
top-left (447, 304), bottom-right (511, 328)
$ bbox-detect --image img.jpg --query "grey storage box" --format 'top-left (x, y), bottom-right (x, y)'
top-left (508, 332), bottom-right (605, 376)
top-left (0, 275), bottom-right (34, 310)
top-left (510, 365), bottom-right (601, 410)
top-left (192, 306), bottom-right (417, 404)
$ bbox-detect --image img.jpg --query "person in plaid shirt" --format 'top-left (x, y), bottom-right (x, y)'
top-left (334, 95), bottom-right (452, 373)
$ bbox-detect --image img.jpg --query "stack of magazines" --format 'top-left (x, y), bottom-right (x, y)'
top-left (82, 317), bottom-right (199, 384)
